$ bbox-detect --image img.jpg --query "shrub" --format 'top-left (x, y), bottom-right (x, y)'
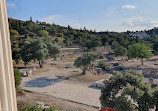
top-left (46, 106), bottom-right (59, 111)
top-left (21, 105), bottom-right (59, 111)
top-left (10, 30), bottom-right (19, 37)
top-left (38, 30), bottom-right (49, 37)
top-left (55, 38), bottom-right (59, 43)
top-left (115, 66), bottom-right (124, 71)
top-left (14, 68), bottom-right (22, 90)
top-left (98, 61), bottom-right (107, 70)
top-left (21, 105), bottom-right (43, 111)
top-left (57, 33), bottom-right (64, 37)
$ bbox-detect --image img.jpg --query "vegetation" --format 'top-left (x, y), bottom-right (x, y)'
top-left (8, 18), bottom-right (140, 50)
top-left (38, 30), bottom-right (49, 37)
top-left (114, 46), bottom-right (127, 58)
top-left (98, 61), bottom-right (107, 70)
top-left (10, 30), bottom-right (19, 37)
top-left (8, 18), bottom-right (158, 111)
top-left (153, 87), bottom-right (158, 111)
top-left (21, 37), bottom-right (61, 68)
top-left (14, 68), bottom-right (22, 90)
top-left (100, 70), bottom-right (154, 111)
top-left (111, 41), bottom-right (119, 50)
top-left (21, 105), bottom-right (59, 111)
top-left (127, 43), bottom-right (153, 65)
top-left (153, 41), bottom-right (158, 53)
top-left (12, 43), bottom-right (21, 64)
top-left (74, 52), bottom-right (98, 75)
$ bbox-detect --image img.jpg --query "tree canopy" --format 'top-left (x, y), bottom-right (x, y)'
top-left (74, 52), bottom-right (98, 74)
top-left (8, 18), bottom-right (140, 49)
top-left (10, 30), bottom-right (19, 37)
top-left (100, 70), bottom-right (154, 111)
top-left (114, 46), bottom-right (127, 57)
top-left (127, 43), bottom-right (153, 65)
top-left (12, 43), bottom-right (21, 64)
top-left (21, 37), bottom-right (61, 68)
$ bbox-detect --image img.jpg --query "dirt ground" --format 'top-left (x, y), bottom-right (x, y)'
top-left (17, 90), bottom-right (98, 111)
top-left (15, 55), bottom-right (158, 111)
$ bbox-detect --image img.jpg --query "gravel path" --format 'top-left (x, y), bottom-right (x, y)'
top-left (21, 61), bottom-right (102, 109)
top-left (22, 76), bottom-right (101, 107)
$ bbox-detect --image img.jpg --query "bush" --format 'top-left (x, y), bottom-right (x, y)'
top-left (38, 30), bottom-right (49, 37)
top-left (115, 66), bottom-right (124, 71)
top-left (22, 105), bottom-right (43, 111)
top-left (14, 68), bottom-right (22, 90)
top-left (55, 38), bottom-right (59, 43)
top-left (98, 61), bottom-right (107, 70)
top-left (57, 33), bottom-right (64, 37)
top-left (10, 30), bottom-right (19, 37)
top-left (98, 53), bottom-right (104, 59)
top-left (46, 106), bottom-right (59, 111)
top-left (21, 105), bottom-right (59, 111)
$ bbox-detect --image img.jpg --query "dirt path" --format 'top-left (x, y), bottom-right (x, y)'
top-left (17, 90), bottom-right (98, 111)
top-left (22, 76), bottom-right (101, 107)
top-left (21, 60), bottom-right (105, 110)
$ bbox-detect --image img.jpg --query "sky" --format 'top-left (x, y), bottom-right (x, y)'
top-left (6, 0), bottom-right (158, 32)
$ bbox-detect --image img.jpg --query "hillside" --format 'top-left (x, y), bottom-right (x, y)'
top-left (126, 27), bottom-right (158, 42)
top-left (8, 18), bottom-right (140, 49)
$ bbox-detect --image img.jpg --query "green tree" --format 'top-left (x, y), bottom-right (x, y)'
top-left (12, 43), bottom-right (21, 64)
top-left (153, 87), bottom-right (158, 111)
top-left (86, 40), bottom-right (102, 49)
top-left (21, 38), bottom-right (49, 68)
top-left (57, 33), bottom-right (64, 37)
top-left (100, 70), bottom-right (153, 111)
top-left (137, 91), bottom-right (153, 111)
top-left (10, 30), bottom-right (19, 37)
top-left (55, 38), bottom-right (59, 43)
top-left (14, 68), bottom-right (22, 90)
top-left (114, 46), bottom-right (127, 59)
top-left (153, 41), bottom-right (158, 53)
top-left (64, 37), bottom-right (72, 46)
top-left (47, 43), bottom-right (61, 60)
top-left (114, 95), bottom-right (134, 111)
top-left (21, 37), bottom-right (61, 68)
top-left (74, 52), bottom-right (98, 75)
top-left (111, 41), bottom-right (119, 50)
top-left (38, 30), bottom-right (49, 37)
top-left (127, 43), bottom-right (153, 65)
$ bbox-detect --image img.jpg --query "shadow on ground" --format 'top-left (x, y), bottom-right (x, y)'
top-left (24, 77), bottom-right (64, 87)
top-left (24, 74), bottom-right (84, 88)
top-left (88, 86), bottom-right (102, 90)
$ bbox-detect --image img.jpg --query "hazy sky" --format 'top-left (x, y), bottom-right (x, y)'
top-left (6, 0), bottom-right (158, 32)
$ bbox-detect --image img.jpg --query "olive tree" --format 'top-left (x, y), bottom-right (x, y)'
top-left (114, 46), bottom-right (127, 59)
top-left (100, 70), bottom-right (153, 111)
top-left (47, 43), bottom-right (61, 60)
top-left (153, 87), bottom-right (158, 111)
top-left (74, 52), bottom-right (98, 75)
top-left (111, 41), bottom-right (119, 50)
top-left (127, 43), bottom-right (153, 65)
top-left (10, 30), bottom-right (19, 37)
top-left (38, 30), bottom-right (49, 37)
top-left (21, 38), bottom-right (48, 68)
top-left (12, 43), bottom-right (21, 64)
top-left (21, 37), bottom-right (61, 68)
